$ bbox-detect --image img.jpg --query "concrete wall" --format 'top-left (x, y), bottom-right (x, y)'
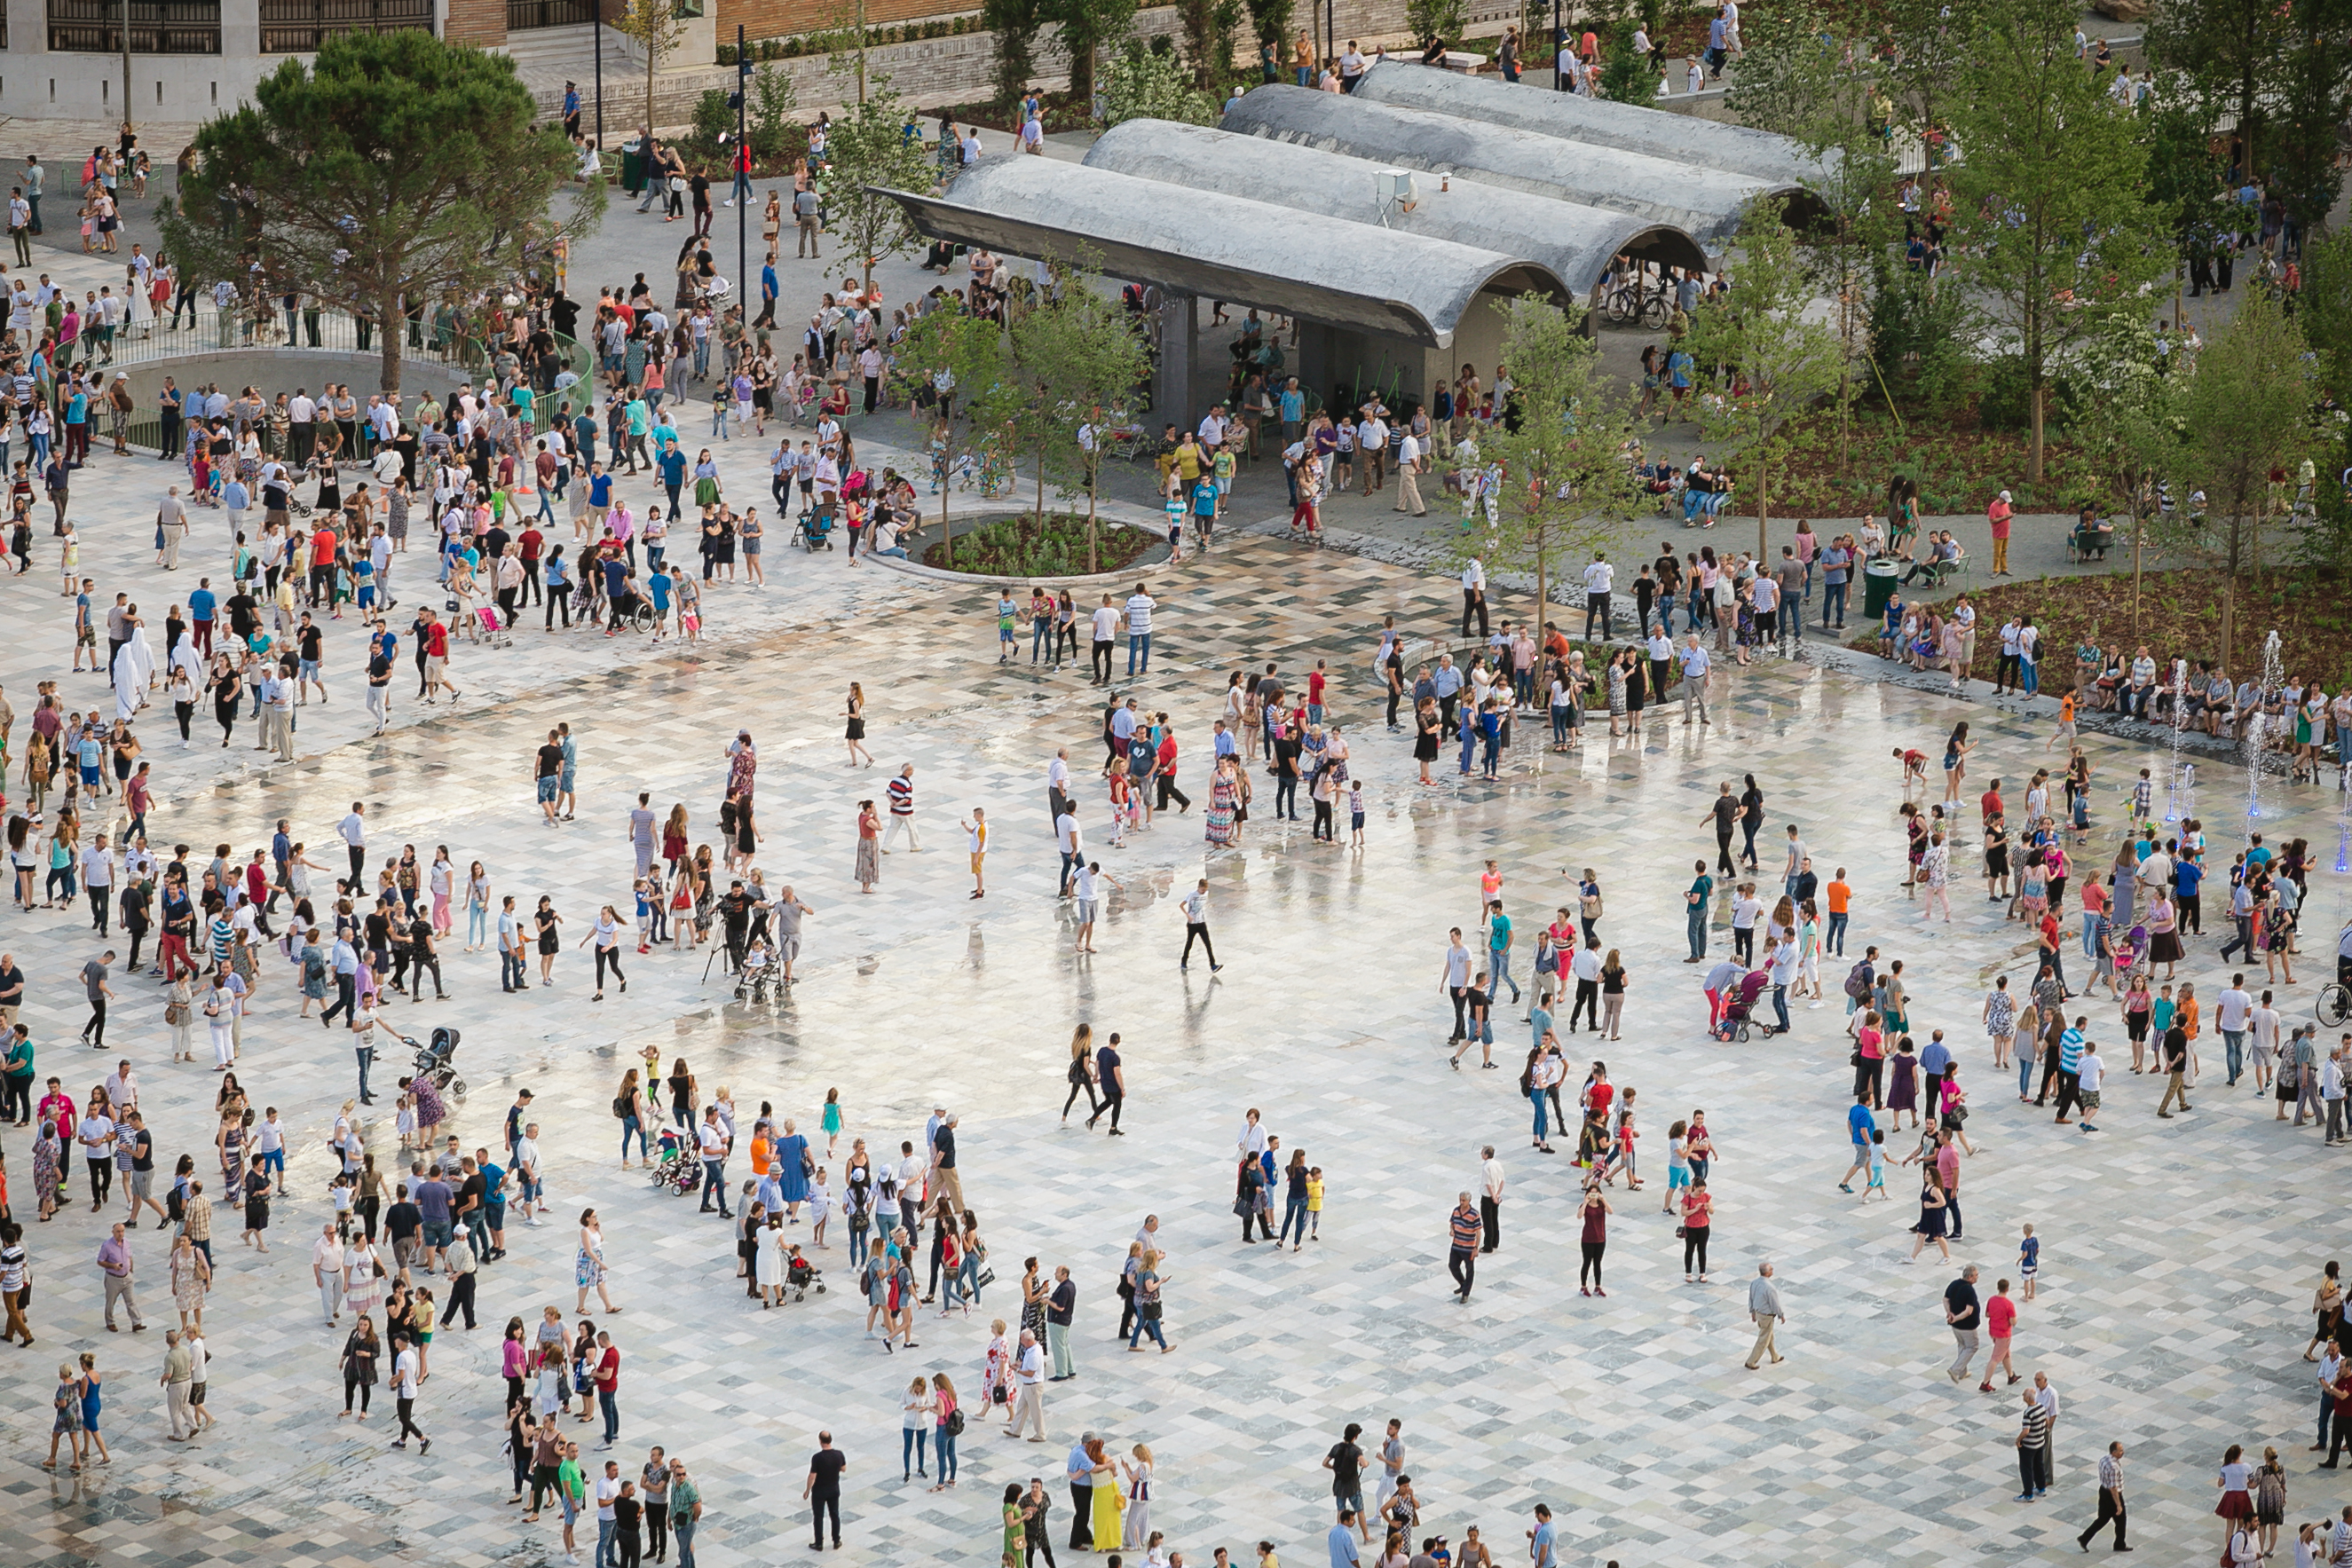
top-left (108, 347), bottom-right (481, 423)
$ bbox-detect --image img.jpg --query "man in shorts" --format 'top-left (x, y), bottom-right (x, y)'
top-left (770, 886), bottom-right (813, 983)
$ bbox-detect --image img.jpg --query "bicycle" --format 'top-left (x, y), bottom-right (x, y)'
top-left (1603, 278), bottom-right (1672, 329)
top-left (2321, 981), bottom-right (2351, 1029)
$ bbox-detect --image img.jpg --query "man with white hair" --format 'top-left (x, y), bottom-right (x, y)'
top-left (1745, 1260), bottom-right (1786, 1367)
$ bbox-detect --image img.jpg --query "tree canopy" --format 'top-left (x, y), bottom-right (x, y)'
top-left (158, 29), bottom-right (596, 394)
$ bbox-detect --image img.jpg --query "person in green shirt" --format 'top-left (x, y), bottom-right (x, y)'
top-left (557, 1440), bottom-right (588, 1563)
top-left (1685, 863), bottom-right (1715, 963)
top-left (667, 1457), bottom-right (704, 1566)
top-left (2, 1017), bottom-right (33, 1125)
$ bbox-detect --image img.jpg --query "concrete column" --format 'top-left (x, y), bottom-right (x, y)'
top-left (221, 0), bottom-right (260, 61)
top-left (5, 0), bottom-right (46, 58)
top-left (1155, 291), bottom-right (1194, 432)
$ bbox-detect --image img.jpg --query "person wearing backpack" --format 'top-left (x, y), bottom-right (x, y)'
top-left (1843, 948), bottom-right (1879, 1037)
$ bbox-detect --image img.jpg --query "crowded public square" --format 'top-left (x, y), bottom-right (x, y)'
top-left (3, 8), bottom-right (2352, 1568)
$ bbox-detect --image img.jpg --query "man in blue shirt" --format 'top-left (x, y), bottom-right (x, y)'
top-left (647, 564), bottom-right (673, 635)
top-left (657, 440), bottom-right (686, 519)
top-left (1327, 1513), bottom-right (1361, 1568)
top-left (756, 254), bottom-right (779, 329)
top-left (188, 579), bottom-right (217, 658)
top-left (572, 407), bottom-right (598, 468)
top-left (1842, 1093), bottom-right (1876, 1190)
top-left (1527, 1504), bottom-right (1557, 1568)
top-left (1918, 1029), bottom-right (1953, 1110)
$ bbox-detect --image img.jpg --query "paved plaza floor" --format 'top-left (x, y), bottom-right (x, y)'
top-left (3, 389), bottom-right (2349, 1568)
top-left (0, 143), bottom-right (2345, 1568)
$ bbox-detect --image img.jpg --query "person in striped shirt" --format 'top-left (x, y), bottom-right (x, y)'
top-left (1446, 1194), bottom-right (1481, 1302)
top-left (2014, 1391), bottom-right (2051, 1501)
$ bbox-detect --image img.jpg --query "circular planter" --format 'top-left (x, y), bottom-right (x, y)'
top-left (864, 510), bottom-right (1172, 589)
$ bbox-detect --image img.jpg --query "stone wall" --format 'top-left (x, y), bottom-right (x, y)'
top-left (447, 0), bottom-right (509, 48)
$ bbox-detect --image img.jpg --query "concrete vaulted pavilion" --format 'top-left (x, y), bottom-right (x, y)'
top-left (1352, 59), bottom-right (1834, 193)
top-left (878, 156), bottom-right (1569, 349)
top-left (1080, 121), bottom-right (1709, 298)
top-left (875, 155), bottom-right (1575, 421)
top-left (1220, 83), bottom-right (1812, 248)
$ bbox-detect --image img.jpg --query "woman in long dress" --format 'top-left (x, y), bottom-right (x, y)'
top-left (1906, 1169), bottom-right (1952, 1263)
top-left (169, 1230), bottom-right (211, 1331)
top-left (1121, 1443), bottom-right (1155, 1549)
top-left (1088, 1437), bottom-right (1123, 1550)
top-left (854, 801), bottom-right (881, 892)
top-left (1204, 760), bottom-right (1237, 847)
top-left (775, 1120), bottom-right (811, 1218)
top-left (756, 1215), bottom-right (789, 1307)
top-left (576, 1208), bottom-right (618, 1314)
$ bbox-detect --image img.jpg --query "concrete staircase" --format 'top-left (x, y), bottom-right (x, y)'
top-left (502, 23), bottom-right (604, 108)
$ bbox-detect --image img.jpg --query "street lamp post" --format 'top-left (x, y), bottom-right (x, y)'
top-left (594, 1), bottom-right (605, 153)
top-left (1552, 0), bottom-right (1564, 91)
top-left (735, 23), bottom-right (748, 322)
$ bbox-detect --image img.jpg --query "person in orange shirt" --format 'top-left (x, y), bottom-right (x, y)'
top-left (2048, 691), bottom-right (2076, 752)
top-left (2175, 981), bottom-right (2202, 1083)
top-left (1825, 867), bottom-right (1852, 956)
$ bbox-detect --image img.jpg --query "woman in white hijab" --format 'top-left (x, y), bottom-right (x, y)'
top-left (111, 622), bottom-right (154, 722)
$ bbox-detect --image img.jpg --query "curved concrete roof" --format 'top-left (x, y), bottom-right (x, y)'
top-left (1082, 120), bottom-right (1708, 295)
top-left (873, 157), bottom-right (1570, 348)
top-left (1354, 61), bottom-right (1832, 191)
top-left (1220, 83), bottom-right (1796, 246)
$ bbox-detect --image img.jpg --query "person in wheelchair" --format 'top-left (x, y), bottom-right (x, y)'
top-left (604, 567), bottom-right (648, 634)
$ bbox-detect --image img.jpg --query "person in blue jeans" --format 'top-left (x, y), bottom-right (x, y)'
top-left (1124, 584), bottom-right (1155, 674)
top-left (1685, 863), bottom-right (1712, 960)
top-left (1487, 901), bottom-right (1521, 1005)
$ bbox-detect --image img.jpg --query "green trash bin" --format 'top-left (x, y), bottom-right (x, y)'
top-left (620, 139), bottom-right (647, 197)
top-left (1862, 557), bottom-right (1900, 622)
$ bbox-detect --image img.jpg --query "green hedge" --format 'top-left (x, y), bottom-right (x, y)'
top-left (718, 15), bottom-right (976, 65)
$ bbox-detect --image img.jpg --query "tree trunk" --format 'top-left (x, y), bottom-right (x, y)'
top-left (1087, 469), bottom-right (1099, 574)
top-left (645, 42), bottom-right (658, 146)
top-left (941, 428), bottom-right (955, 563)
top-left (1534, 539), bottom-right (1547, 649)
top-left (1756, 459), bottom-right (1770, 562)
top-left (379, 284), bottom-right (405, 396)
top-left (2027, 383), bottom-right (2045, 484)
top-left (2221, 577), bottom-right (2234, 674)
top-left (2129, 497), bottom-right (2143, 642)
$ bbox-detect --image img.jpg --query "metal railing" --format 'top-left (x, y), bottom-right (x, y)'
top-left (46, 0), bottom-right (220, 53)
top-left (508, 0), bottom-right (596, 30)
top-left (257, 0), bottom-right (433, 53)
top-left (72, 303), bottom-right (591, 395)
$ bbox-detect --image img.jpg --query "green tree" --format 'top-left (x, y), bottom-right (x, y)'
top-left (1244, 0), bottom-right (1294, 51)
top-left (1014, 265), bottom-right (1155, 570)
top-left (609, 0), bottom-right (692, 144)
top-left (1947, 0), bottom-right (2169, 479)
top-left (2064, 312), bottom-right (2175, 639)
top-left (1047, 0), bottom-right (1140, 105)
top-left (748, 63), bottom-right (801, 164)
top-left (2299, 230), bottom-right (2352, 577)
top-left (2149, 0), bottom-right (2288, 176)
top-left (2160, 290), bottom-right (2317, 666)
top-left (1726, 0), bottom-right (1898, 476)
top-left (1680, 196), bottom-right (1846, 560)
top-left (1100, 36), bottom-right (1220, 126)
top-left (820, 75), bottom-right (940, 294)
top-left (2265, 1), bottom-right (2352, 242)
top-left (158, 31), bottom-right (596, 395)
top-left (1175, 0), bottom-right (1246, 87)
top-left (1405, 0), bottom-right (1467, 45)
top-left (1598, 27), bottom-right (1650, 101)
top-left (1878, 0), bottom-right (1979, 154)
top-left (896, 303), bottom-right (1012, 557)
top-left (1450, 294), bottom-right (1642, 630)
top-left (983, 0), bottom-right (1048, 111)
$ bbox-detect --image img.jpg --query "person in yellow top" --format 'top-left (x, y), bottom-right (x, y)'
top-left (1306, 1168), bottom-right (1324, 1241)
top-left (410, 1288), bottom-right (437, 1380)
top-left (962, 808), bottom-right (988, 900)
top-left (1292, 30), bottom-right (1318, 85)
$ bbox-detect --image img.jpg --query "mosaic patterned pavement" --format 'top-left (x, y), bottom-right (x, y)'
top-left (4, 411), bottom-right (2352, 1568)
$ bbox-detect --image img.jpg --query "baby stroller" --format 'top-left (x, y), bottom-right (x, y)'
top-left (794, 510), bottom-right (833, 550)
top-left (733, 941), bottom-right (777, 1003)
top-left (475, 603), bottom-right (514, 650)
top-left (782, 1244), bottom-right (825, 1303)
top-left (649, 1127), bottom-right (700, 1195)
top-left (1711, 970), bottom-right (1772, 1043)
top-left (393, 1026), bottom-right (466, 1099)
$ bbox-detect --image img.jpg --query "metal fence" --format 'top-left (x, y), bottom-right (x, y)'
top-left (257, 0), bottom-right (433, 53)
top-left (80, 305), bottom-right (591, 394)
top-left (46, 0), bottom-right (220, 53)
top-left (508, 0), bottom-right (596, 30)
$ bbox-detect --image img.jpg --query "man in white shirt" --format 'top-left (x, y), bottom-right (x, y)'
top-left (1123, 585), bottom-right (1156, 676)
top-left (1356, 413), bottom-right (1388, 493)
top-left (337, 801), bottom-right (367, 893)
top-left (1055, 804), bottom-right (1083, 898)
top-left (1008, 1328), bottom-right (1048, 1438)
top-left (1461, 557), bottom-right (1488, 637)
top-left (2215, 977), bottom-right (2254, 1083)
top-left (1197, 407), bottom-right (1227, 449)
top-left (1046, 747), bottom-right (1073, 824)
top-left (391, 1340), bottom-right (429, 1451)
top-left (2074, 1038), bottom-right (2103, 1131)
top-left (1392, 429), bottom-right (1425, 516)
top-left (1478, 1145), bottom-right (1505, 1253)
top-left (312, 1223), bottom-right (345, 1323)
top-left (80, 832), bottom-right (115, 936)
top-left (1582, 553), bottom-right (1614, 639)
top-left (1088, 600), bottom-right (1118, 684)
top-left (695, 1107), bottom-right (733, 1217)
